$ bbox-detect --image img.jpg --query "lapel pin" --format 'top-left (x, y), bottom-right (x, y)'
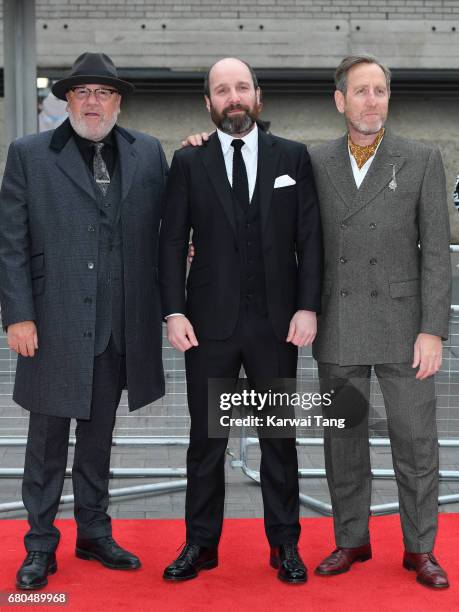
top-left (389, 164), bottom-right (397, 191)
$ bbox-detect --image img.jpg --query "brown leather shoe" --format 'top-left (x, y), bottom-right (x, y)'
top-left (315, 544), bottom-right (372, 576)
top-left (403, 552), bottom-right (449, 589)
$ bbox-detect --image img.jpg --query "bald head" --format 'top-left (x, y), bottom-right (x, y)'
top-left (204, 57), bottom-right (259, 98)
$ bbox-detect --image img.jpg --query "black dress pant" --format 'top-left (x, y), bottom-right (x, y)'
top-left (184, 305), bottom-right (300, 548)
top-left (22, 337), bottom-right (126, 553)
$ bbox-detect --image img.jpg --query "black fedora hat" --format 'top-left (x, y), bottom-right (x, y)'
top-left (52, 52), bottom-right (135, 100)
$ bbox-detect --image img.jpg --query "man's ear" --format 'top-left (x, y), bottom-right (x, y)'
top-left (205, 95), bottom-right (211, 113)
top-left (255, 87), bottom-right (261, 105)
top-left (334, 90), bottom-right (346, 115)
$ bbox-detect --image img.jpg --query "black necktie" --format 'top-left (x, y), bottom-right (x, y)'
top-left (93, 142), bottom-right (110, 196)
top-left (231, 139), bottom-right (249, 211)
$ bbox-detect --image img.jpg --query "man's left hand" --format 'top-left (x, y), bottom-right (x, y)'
top-left (412, 333), bottom-right (442, 380)
top-left (286, 310), bottom-right (317, 346)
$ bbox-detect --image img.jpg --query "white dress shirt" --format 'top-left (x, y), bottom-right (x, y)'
top-left (216, 123), bottom-right (258, 201)
top-left (348, 137), bottom-right (383, 189)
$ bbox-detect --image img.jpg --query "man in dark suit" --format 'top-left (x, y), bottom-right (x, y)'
top-left (159, 57), bottom-right (322, 584)
top-left (0, 53), bottom-right (167, 589)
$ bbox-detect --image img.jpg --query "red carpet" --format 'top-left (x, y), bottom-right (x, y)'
top-left (1, 515), bottom-right (457, 611)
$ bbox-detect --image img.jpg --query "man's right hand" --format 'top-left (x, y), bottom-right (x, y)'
top-left (7, 321), bottom-right (38, 357)
top-left (181, 132), bottom-right (211, 148)
top-left (167, 315), bottom-right (199, 352)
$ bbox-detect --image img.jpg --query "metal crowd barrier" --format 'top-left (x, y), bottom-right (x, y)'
top-left (1, 248), bottom-right (459, 515)
top-left (0, 330), bottom-right (191, 514)
top-left (235, 296), bottom-right (459, 515)
top-left (235, 437), bottom-right (459, 516)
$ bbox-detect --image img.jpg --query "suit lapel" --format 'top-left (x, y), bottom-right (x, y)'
top-left (345, 131), bottom-right (407, 217)
top-left (257, 129), bottom-right (280, 234)
top-left (115, 127), bottom-right (138, 203)
top-left (200, 133), bottom-right (237, 235)
top-left (53, 120), bottom-right (138, 204)
top-left (323, 135), bottom-right (357, 212)
top-left (55, 136), bottom-right (97, 201)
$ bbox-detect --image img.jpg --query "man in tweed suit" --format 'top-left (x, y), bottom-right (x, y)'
top-left (0, 53), bottom-right (167, 589)
top-left (310, 55), bottom-right (451, 588)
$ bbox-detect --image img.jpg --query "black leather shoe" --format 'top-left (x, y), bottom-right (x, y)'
top-left (270, 543), bottom-right (307, 584)
top-left (16, 552), bottom-right (57, 590)
top-left (163, 543), bottom-right (218, 581)
top-left (75, 536), bottom-right (141, 569)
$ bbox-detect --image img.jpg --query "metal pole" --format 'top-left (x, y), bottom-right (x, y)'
top-left (0, 437), bottom-right (190, 447)
top-left (296, 468), bottom-right (459, 480)
top-left (3, 0), bottom-right (37, 145)
top-left (0, 480), bottom-right (188, 514)
top-left (242, 437), bottom-right (459, 448)
top-left (0, 467), bottom-right (188, 478)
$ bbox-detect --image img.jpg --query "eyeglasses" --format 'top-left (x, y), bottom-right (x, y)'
top-left (70, 87), bottom-right (119, 101)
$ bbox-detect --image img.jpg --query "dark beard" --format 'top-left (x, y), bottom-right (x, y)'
top-left (210, 103), bottom-right (258, 135)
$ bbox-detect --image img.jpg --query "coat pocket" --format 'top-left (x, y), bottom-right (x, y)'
top-left (30, 253), bottom-right (44, 275)
top-left (389, 278), bottom-right (420, 298)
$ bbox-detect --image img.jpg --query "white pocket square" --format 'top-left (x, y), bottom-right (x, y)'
top-left (274, 174), bottom-right (296, 188)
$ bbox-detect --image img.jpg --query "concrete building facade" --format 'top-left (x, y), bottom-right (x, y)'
top-left (0, 0), bottom-right (459, 239)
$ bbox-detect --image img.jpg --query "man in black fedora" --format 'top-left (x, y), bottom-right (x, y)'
top-left (0, 52), bottom-right (167, 589)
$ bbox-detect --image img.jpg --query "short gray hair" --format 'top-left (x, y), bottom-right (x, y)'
top-left (335, 55), bottom-right (391, 95)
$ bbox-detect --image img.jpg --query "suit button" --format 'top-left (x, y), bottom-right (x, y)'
top-left (247, 242), bottom-right (252, 247)
top-left (87, 262), bottom-right (95, 270)
top-left (84, 297), bottom-right (93, 304)
top-left (88, 224), bottom-right (95, 232)
top-left (246, 223), bottom-right (251, 229)
top-left (369, 223), bottom-right (376, 230)
top-left (371, 290), bottom-right (378, 297)
top-left (340, 290), bottom-right (348, 297)
top-left (370, 258), bottom-right (377, 265)
top-left (83, 331), bottom-right (92, 338)
top-left (340, 222), bottom-right (348, 229)
top-left (339, 257), bottom-right (347, 264)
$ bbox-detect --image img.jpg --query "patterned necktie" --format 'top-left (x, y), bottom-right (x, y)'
top-left (348, 128), bottom-right (385, 169)
top-left (92, 142), bottom-right (110, 196)
top-left (231, 139), bottom-right (249, 211)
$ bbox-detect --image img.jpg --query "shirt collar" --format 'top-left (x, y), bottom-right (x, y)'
top-left (217, 122), bottom-right (258, 155)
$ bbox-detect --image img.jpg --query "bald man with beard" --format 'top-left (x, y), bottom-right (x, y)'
top-left (159, 58), bottom-right (322, 584)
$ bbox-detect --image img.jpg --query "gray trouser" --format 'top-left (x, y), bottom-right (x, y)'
top-left (318, 361), bottom-right (438, 553)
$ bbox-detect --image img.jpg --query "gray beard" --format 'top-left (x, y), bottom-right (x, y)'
top-left (68, 109), bottom-right (118, 141)
top-left (349, 117), bottom-right (385, 136)
top-left (219, 113), bottom-right (254, 136)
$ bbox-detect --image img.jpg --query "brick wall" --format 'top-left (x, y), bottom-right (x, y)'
top-left (34, 0), bottom-right (459, 21)
top-left (1, 2), bottom-right (458, 70)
